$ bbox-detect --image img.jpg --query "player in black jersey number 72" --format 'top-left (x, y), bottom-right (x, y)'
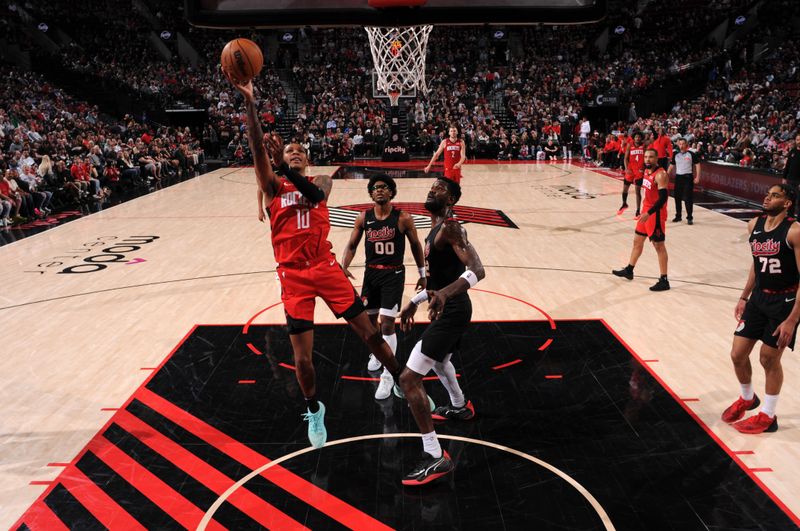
top-left (341, 174), bottom-right (427, 400)
top-left (724, 184), bottom-right (800, 434)
top-left (396, 178), bottom-right (485, 486)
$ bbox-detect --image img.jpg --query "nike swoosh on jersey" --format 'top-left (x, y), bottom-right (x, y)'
top-left (753, 231), bottom-right (762, 234)
top-left (786, 298), bottom-right (796, 303)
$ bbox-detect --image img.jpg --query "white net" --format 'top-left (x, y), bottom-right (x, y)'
top-left (364, 25), bottom-right (433, 99)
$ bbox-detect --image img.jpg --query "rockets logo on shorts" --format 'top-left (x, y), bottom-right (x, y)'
top-left (736, 320), bottom-right (746, 333)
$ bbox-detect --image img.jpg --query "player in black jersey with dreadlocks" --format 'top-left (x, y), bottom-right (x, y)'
top-left (396, 177), bottom-right (485, 486)
top-left (723, 184), bottom-right (800, 434)
top-left (342, 174), bottom-right (427, 400)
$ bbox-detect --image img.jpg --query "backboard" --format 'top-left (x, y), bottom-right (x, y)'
top-left (186, 0), bottom-right (607, 28)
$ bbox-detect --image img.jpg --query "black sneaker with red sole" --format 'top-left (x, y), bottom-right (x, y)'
top-left (432, 400), bottom-right (475, 421)
top-left (402, 451), bottom-right (454, 486)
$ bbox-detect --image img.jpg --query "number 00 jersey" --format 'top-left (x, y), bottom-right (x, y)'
top-left (364, 207), bottom-right (405, 267)
top-left (750, 215), bottom-right (799, 291)
top-left (267, 178), bottom-right (333, 265)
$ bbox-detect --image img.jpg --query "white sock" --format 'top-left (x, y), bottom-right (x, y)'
top-left (432, 356), bottom-right (465, 408)
top-left (421, 431), bottom-right (442, 458)
top-left (740, 382), bottom-right (754, 401)
top-left (382, 333), bottom-right (397, 355)
top-left (761, 394), bottom-right (779, 417)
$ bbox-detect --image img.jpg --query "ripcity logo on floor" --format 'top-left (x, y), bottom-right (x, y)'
top-left (26, 235), bottom-right (160, 274)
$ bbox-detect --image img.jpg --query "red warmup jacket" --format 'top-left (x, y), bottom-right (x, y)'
top-left (651, 134), bottom-right (674, 159)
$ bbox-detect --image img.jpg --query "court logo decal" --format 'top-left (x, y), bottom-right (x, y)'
top-left (331, 202), bottom-right (517, 229)
top-left (25, 235), bottom-right (160, 275)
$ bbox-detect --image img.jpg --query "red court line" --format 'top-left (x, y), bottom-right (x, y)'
top-left (239, 379), bottom-right (256, 384)
top-left (243, 301), bottom-right (284, 335)
top-left (492, 359), bottom-right (522, 370)
top-left (538, 339), bottom-right (553, 351)
top-left (600, 319), bottom-right (800, 527)
top-left (341, 375), bottom-right (380, 382)
top-left (734, 451), bottom-right (755, 455)
top-left (246, 342), bottom-right (263, 355)
top-left (59, 466), bottom-right (145, 530)
top-left (545, 375), bottom-right (563, 379)
top-left (680, 398), bottom-right (700, 402)
top-left (113, 410), bottom-right (305, 530)
top-left (29, 481), bottom-right (54, 486)
top-left (136, 387), bottom-right (392, 531)
top-left (279, 362), bottom-right (296, 370)
top-left (47, 463), bottom-right (70, 467)
top-left (100, 408), bottom-right (120, 411)
top-left (750, 468), bottom-right (774, 473)
top-left (87, 435), bottom-right (225, 531)
top-left (472, 288), bottom-right (557, 330)
top-left (21, 501), bottom-right (69, 531)
top-left (10, 325), bottom-right (200, 531)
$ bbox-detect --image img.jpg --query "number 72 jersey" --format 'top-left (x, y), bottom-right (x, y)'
top-left (750, 215), bottom-right (799, 291)
top-left (267, 178), bottom-right (334, 265)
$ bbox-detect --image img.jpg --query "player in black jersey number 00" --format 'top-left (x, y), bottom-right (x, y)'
top-left (342, 175), bottom-right (427, 400)
top-left (723, 184), bottom-right (800, 434)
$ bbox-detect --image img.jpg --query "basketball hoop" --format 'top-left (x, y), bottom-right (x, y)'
top-left (388, 90), bottom-right (401, 107)
top-left (365, 24), bottom-right (433, 98)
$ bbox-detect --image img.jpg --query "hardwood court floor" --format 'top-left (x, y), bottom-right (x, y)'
top-left (1, 162), bottom-right (798, 528)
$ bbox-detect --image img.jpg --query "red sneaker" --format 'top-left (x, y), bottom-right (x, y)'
top-left (721, 394), bottom-right (760, 423)
top-left (617, 204), bottom-right (628, 215)
top-left (733, 412), bottom-right (778, 434)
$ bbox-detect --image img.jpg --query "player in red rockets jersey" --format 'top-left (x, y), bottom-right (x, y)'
top-left (225, 70), bottom-right (426, 463)
top-left (619, 132), bottom-right (646, 217)
top-left (425, 124), bottom-right (466, 184)
top-left (613, 148), bottom-right (671, 291)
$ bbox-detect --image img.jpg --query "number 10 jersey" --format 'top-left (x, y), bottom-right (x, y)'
top-left (267, 177), bottom-right (333, 265)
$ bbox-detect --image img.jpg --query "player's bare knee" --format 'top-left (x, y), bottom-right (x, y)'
top-left (759, 351), bottom-right (781, 370)
top-left (380, 318), bottom-right (395, 336)
top-left (399, 368), bottom-right (419, 391)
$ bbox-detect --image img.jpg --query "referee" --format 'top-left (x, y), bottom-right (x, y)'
top-left (669, 138), bottom-right (700, 225)
top-left (783, 134), bottom-right (800, 216)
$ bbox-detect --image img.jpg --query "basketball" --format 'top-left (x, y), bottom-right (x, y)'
top-left (221, 38), bottom-right (263, 83)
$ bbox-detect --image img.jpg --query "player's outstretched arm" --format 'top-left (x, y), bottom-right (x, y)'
top-left (341, 211), bottom-right (366, 279)
top-left (223, 71), bottom-right (281, 200)
top-left (425, 140), bottom-right (446, 172)
top-left (400, 211), bottom-right (427, 292)
top-left (427, 220), bottom-right (485, 320)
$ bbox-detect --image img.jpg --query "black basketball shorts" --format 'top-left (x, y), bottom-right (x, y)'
top-left (361, 267), bottom-right (405, 317)
top-left (735, 290), bottom-right (798, 350)
top-left (420, 294), bottom-right (473, 362)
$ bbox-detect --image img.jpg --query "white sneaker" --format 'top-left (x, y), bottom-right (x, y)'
top-left (375, 370), bottom-right (394, 400)
top-left (367, 353), bottom-right (382, 372)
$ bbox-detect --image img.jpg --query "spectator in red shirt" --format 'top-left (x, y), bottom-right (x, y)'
top-left (652, 126), bottom-right (675, 170)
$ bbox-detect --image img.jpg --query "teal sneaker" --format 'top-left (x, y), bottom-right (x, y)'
top-left (303, 402), bottom-right (327, 448)
top-left (392, 385), bottom-right (435, 411)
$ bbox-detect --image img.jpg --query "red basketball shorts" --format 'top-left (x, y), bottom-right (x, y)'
top-left (276, 255), bottom-right (362, 331)
top-left (444, 167), bottom-right (462, 183)
top-left (635, 208), bottom-right (667, 242)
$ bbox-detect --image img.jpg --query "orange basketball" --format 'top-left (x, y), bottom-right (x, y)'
top-left (221, 38), bottom-right (263, 83)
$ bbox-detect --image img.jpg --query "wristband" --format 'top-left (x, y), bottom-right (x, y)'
top-left (411, 291), bottom-right (429, 305)
top-left (460, 269), bottom-right (479, 288)
top-left (418, 267), bottom-right (426, 278)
